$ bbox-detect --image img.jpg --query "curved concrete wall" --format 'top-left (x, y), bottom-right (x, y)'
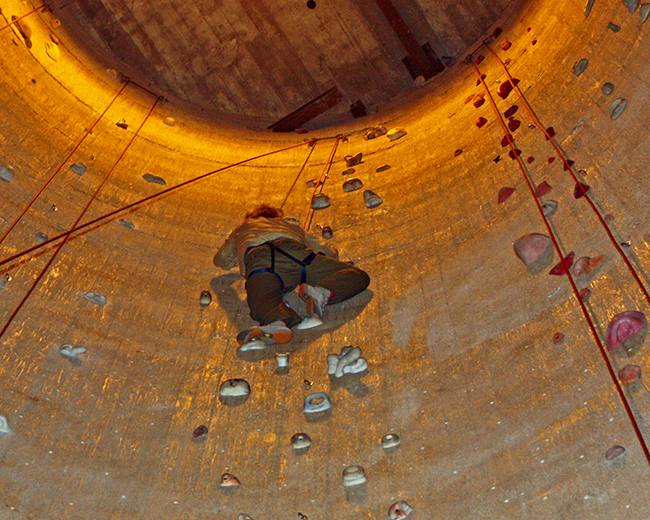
top-left (1, 0), bottom-right (650, 518)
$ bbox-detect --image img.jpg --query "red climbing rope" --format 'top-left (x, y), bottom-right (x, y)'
top-left (0, 81), bottom-right (129, 248)
top-left (303, 136), bottom-right (340, 232)
top-left (0, 138), bottom-right (332, 271)
top-left (280, 139), bottom-right (318, 210)
top-left (470, 56), bottom-right (650, 466)
top-left (0, 4), bottom-right (47, 33)
top-left (0, 95), bottom-right (160, 343)
top-left (483, 41), bottom-right (650, 309)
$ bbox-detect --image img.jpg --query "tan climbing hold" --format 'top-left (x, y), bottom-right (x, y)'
top-left (45, 42), bottom-right (60, 62)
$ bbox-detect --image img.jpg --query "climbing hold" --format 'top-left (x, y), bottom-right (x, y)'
top-left (572, 59), bottom-right (589, 76)
top-left (51, 19), bottom-right (62, 29)
top-left (473, 96), bottom-right (485, 108)
top-left (475, 55), bottom-right (485, 64)
top-left (142, 173), bottom-right (166, 185)
top-left (220, 473), bottom-right (241, 487)
top-left (275, 352), bottom-right (289, 368)
top-left (548, 157), bottom-right (555, 163)
top-left (602, 82), bottom-right (615, 95)
top-left (507, 119), bottom-right (521, 132)
top-left (311, 193), bottom-right (330, 209)
top-left (545, 127), bottom-right (556, 140)
top-left (343, 178), bottom-right (363, 192)
top-left (514, 234), bottom-right (553, 266)
top-left (501, 40), bottom-right (512, 51)
top-left (381, 433), bottom-right (401, 450)
top-left (605, 311), bottom-right (646, 351)
top-left (621, 240), bottom-right (632, 247)
top-left (605, 214), bottom-right (615, 223)
top-left (45, 41), bottom-right (60, 62)
top-left (327, 346), bottom-right (367, 377)
top-left (303, 379), bottom-right (313, 389)
top-left (563, 159), bottom-right (575, 172)
top-left (199, 290), bottom-right (212, 307)
top-left (535, 181), bottom-right (552, 197)
top-left (552, 332), bottom-right (564, 344)
top-left (527, 156), bottom-right (535, 164)
top-left (70, 163), bottom-right (86, 175)
top-left (497, 79), bottom-right (519, 99)
top-left (118, 219), bottom-right (135, 230)
top-left (610, 98), bottom-right (628, 120)
top-left (386, 127), bottom-right (406, 141)
top-left (465, 94), bottom-right (475, 104)
top-left (219, 379), bottom-right (251, 397)
top-left (304, 392), bottom-right (332, 413)
top-left (618, 365), bottom-right (642, 384)
top-left (376, 165), bottom-right (391, 173)
top-left (493, 156), bottom-right (501, 163)
top-left (321, 226), bottom-right (333, 239)
top-left (345, 153), bottom-right (363, 167)
top-left (0, 165), bottom-right (14, 182)
top-left (364, 126), bottom-right (387, 139)
top-left (542, 200), bottom-right (558, 217)
top-left (508, 149), bottom-right (522, 160)
top-left (641, 3), bottom-right (650, 22)
top-left (163, 117), bottom-right (175, 126)
top-left (476, 117), bottom-right (488, 128)
top-left (504, 106), bottom-right (519, 118)
top-left (192, 425), bottom-right (208, 439)
top-left (475, 74), bottom-right (486, 86)
top-left (342, 466), bottom-right (367, 487)
top-left (549, 252), bottom-right (575, 275)
top-left (35, 232), bottom-right (48, 243)
top-left (59, 345), bottom-right (87, 362)
top-left (579, 287), bottom-right (591, 300)
top-left (454, 149), bottom-right (463, 157)
top-left (501, 134), bottom-right (513, 147)
top-left (573, 255), bottom-right (606, 276)
top-left (498, 187), bottom-right (516, 204)
top-left (585, 0), bottom-right (595, 17)
top-left (238, 514), bottom-right (254, 520)
top-left (573, 182), bottom-right (590, 199)
top-left (388, 500), bottom-right (413, 519)
top-left (608, 21), bottom-right (621, 32)
top-left (493, 27), bottom-right (503, 37)
top-left (116, 120), bottom-right (129, 130)
top-left (364, 190), bottom-right (383, 208)
top-left (624, 0), bottom-right (640, 14)
top-left (306, 179), bottom-right (317, 188)
top-left (0, 416), bottom-right (11, 436)
top-left (291, 433), bottom-right (312, 451)
top-left (605, 445), bottom-right (626, 460)
top-left (83, 292), bottom-right (107, 306)
top-left (342, 168), bottom-right (355, 176)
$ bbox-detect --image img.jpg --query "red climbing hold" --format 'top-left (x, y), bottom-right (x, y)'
top-left (532, 39), bottom-right (538, 45)
top-left (476, 55), bottom-right (485, 65)
top-left (473, 96), bottom-right (485, 108)
top-left (618, 365), bottom-right (642, 385)
top-left (579, 287), bottom-right (591, 300)
top-left (549, 252), bottom-right (575, 275)
top-left (504, 105), bottom-right (519, 118)
top-left (193, 425), bottom-right (209, 439)
top-left (562, 159), bottom-right (575, 171)
top-left (527, 156), bottom-right (535, 164)
top-left (535, 181), bottom-right (552, 197)
top-left (547, 157), bottom-right (556, 164)
top-left (574, 182), bottom-right (590, 199)
top-left (507, 119), bottom-right (521, 132)
top-left (476, 117), bottom-right (488, 128)
top-left (465, 94), bottom-right (475, 104)
top-left (497, 79), bottom-right (520, 99)
top-left (501, 40), bottom-right (512, 51)
top-left (604, 214), bottom-right (614, 223)
top-left (501, 134), bottom-right (513, 147)
top-left (508, 149), bottom-right (522, 160)
top-left (498, 187), bottom-right (516, 203)
top-left (552, 332), bottom-right (564, 344)
top-left (475, 74), bottom-right (486, 86)
top-left (493, 27), bottom-right (503, 38)
top-left (454, 149), bottom-right (463, 157)
top-left (545, 127), bottom-right (556, 140)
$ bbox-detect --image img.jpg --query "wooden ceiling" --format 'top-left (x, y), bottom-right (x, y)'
top-left (59, 0), bottom-right (510, 124)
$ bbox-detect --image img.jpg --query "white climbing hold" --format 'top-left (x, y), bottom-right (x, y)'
top-left (388, 500), bottom-right (414, 519)
top-left (342, 466), bottom-right (367, 487)
top-left (304, 392), bottom-right (332, 413)
top-left (45, 41), bottom-right (60, 62)
top-left (641, 3), bottom-right (650, 22)
top-left (381, 433), bottom-right (401, 450)
top-left (327, 346), bottom-right (367, 377)
top-left (83, 292), bottom-right (107, 306)
top-left (163, 117), bottom-right (175, 126)
top-left (0, 416), bottom-right (11, 435)
top-left (291, 433), bottom-right (312, 450)
top-left (387, 127), bottom-right (407, 141)
top-left (275, 352), bottom-right (289, 367)
top-left (219, 379), bottom-right (250, 397)
top-left (364, 190), bottom-right (383, 208)
top-left (59, 344), bottom-right (87, 360)
top-left (610, 98), bottom-right (628, 120)
top-left (0, 165), bottom-right (15, 182)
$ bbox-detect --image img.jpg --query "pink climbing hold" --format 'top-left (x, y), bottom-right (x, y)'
top-left (574, 182), bottom-right (590, 199)
top-left (605, 445), bottom-right (626, 460)
top-left (535, 181), bottom-right (552, 197)
top-left (549, 252), bottom-right (575, 275)
top-left (618, 365), bottom-right (642, 385)
top-left (514, 233), bottom-right (553, 266)
top-left (605, 311), bottom-right (646, 351)
top-left (573, 255), bottom-right (606, 276)
top-left (498, 187), bottom-right (516, 204)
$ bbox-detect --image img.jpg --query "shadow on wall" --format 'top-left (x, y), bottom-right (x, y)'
top-left (210, 273), bottom-right (374, 361)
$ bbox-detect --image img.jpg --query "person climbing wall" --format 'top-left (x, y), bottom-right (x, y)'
top-left (213, 203), bottom-right (370, 350)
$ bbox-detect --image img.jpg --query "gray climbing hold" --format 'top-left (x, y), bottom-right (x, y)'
top-left (610, 98), bottom-right (628, 120)
top-left (0, 280), bottom-right (5, 290)
top-left (387, 127), bottom-right (407, 141)
top-left (304, 392), bottom-right (332, 413)
top-left (219, 379), bottom-right (250, 397)
top-left (381, 433), bottom-right (401, 450)
top-left (602, 82), bottom-right (615, 95)
top-left (641, 3), bottom-right (650, 22)
top-left (0, 165), bottom-right (14, 182)
top-left (35, 232), bottom-right (48, 243)
top-left (608, 22), bottom-right (621, 31)
top-left (585, 0), bottom-right (595, 17)
top-left (342, 168), bottom-right (355, 176)
top-left (59, 344), bottom-right (87, 363)
top-left (118, 219), bottom-right (135, 230)
top-left (306, 179), bottom-right (317, 188)
top-left (345, 153), bottom-right (362, 167)
top-left (311, 193), bottom-right (330, 209)
top-left (291, 432), bottom-right (312, 450)
top-left (624, 0), bottom-right (640, 14)
top-left (0, 415), bottom-right (12, 436)
top-left (364, 190), bottom-right (383, 208)
top-left (70, 163), bottom-right (86, 175)
top-left (342, 466), bottom-right (367, 487)
top-left (376, 165), bottom-right (391, 173)
top-left (343, 178), bottom-right (363, 192)
top-left (143, 173), bottom-right (166, 185)
top-left (572, 59), bottom-right (589, 76)
top-left (542, 200), bottom-right (558, 218)
top-left (83, 292), bottom-right (107, 305)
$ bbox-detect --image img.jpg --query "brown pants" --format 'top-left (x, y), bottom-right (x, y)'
top-left (244, 239), bottom-right (370, 328)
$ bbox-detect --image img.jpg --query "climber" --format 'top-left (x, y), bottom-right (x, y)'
top-left (214, 203), bottom-right (370, 348)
